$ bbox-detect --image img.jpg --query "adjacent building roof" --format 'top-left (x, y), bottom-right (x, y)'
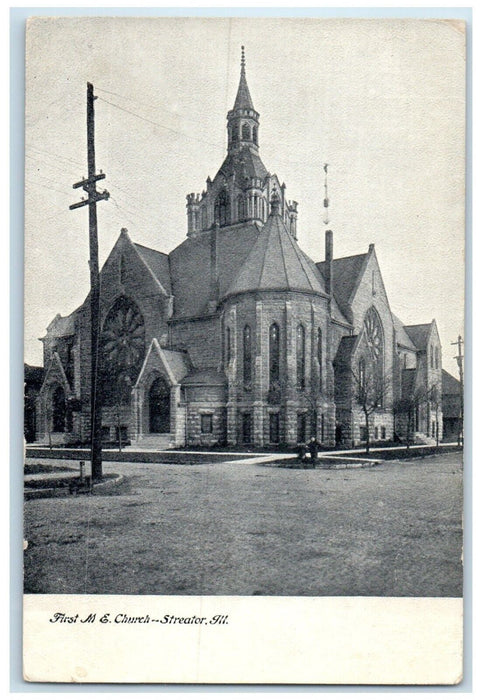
top-left (442, 369), bottom-right (461, 395)
top-left (24, 363), bottom-right (44, 388)
top-left (225, 208), bottom-right (325, 298)
top-left (317, 253), bottom-right (367, 321)
top-left (404, 323), bottom-right (432, 351)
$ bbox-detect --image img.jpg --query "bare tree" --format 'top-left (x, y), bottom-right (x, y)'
top-left (351, 364), bottom-right (392, 454)
top-left (428, 384), bottom-right (441, 446)
top-left (393, 386), bottom-right (427, 450)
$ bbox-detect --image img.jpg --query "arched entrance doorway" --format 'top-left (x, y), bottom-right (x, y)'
top-left (149, 377), bottom-right (170, 433)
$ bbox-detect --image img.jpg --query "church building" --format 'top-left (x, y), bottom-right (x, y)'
top-left (34, 49), bottom-right (443, 449)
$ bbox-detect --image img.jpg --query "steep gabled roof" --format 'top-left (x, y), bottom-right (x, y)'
top-left (225, 210), bottom-right (325, 298)
top-left (133, 242), bottom-right (172, 296)
top-left (392, 314), bottom-right (417, 351)
top-left (317, 253), bottom-right (368, 320)
top-left (169, 223), bottom-right (260, 318)
top-left (404, 323), bottom-right (432, 351)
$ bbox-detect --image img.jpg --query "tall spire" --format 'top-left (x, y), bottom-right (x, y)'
top-left (227, 45), bottom-right (260, 154)
top-left (233, 45), bottom-right (255, 111)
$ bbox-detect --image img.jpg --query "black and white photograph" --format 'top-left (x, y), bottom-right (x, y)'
top-left (22, 16), bottom-right (465, 684)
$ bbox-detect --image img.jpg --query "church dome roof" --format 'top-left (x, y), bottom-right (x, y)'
top-left (224, 201), bottom-right (326, 299)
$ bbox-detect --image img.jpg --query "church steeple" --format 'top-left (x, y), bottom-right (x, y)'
top-left (227, 46), bottom-right (259, 155)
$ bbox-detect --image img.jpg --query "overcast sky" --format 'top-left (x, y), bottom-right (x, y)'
top-left (24, 17), bottom-right (465, 376)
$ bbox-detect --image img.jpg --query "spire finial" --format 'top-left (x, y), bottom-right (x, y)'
top-left (323, 163), bottom-right (330, 226)
top-left (241, 45), bottom-right (246, 73)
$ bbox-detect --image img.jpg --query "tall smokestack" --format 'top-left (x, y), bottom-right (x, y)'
top-left (325, 229), bottom-right (333, 296)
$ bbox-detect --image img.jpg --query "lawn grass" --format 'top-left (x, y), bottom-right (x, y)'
top-left (24, 451), bottom-right (463, 597)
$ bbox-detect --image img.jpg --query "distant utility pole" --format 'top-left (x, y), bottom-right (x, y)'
top-left (451, 335), bottom-right (464, 446)
top-left (70, 82), bottom-right (110, 481)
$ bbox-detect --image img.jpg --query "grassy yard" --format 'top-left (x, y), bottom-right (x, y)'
top-left (23, 451), bottom-right (463, 597)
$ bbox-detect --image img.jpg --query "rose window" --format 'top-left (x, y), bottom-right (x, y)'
top-left (101, 297), bottom-right (145, 405)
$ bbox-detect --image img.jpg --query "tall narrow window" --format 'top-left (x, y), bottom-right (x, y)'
top-left (269, 413), bottom-right (280, 444)
top-left (296, 324), bottom-right (306, 389)
top-left (358, 358), bottom-right (366, 398)
top-left (243, 325), bottom-right (252, 386)
top-left (297, 414), bottom-right (306, 443)
top-left (242, 122), bottom-right (251, 140)
top-left (226, 327), bottom-right (231, 365)
top-left (317, 327), bottom-right (323, 391)
top-left (430, 345), bottom-right (434, 369)
top-left (214, 190), bottom-right (228, 226)
top-left (120, 255), bottom-right (127, 284)
top-left (435, 346), bottom-right (439, 369)
top-left (269, 323), bottom-right (280, 389)
top-left (237, 194), bottom-right (245, 221)
top-left (253, 125), bottom-right (258, 145)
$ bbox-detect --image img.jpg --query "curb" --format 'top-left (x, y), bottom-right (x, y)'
top-left (24, 474), bottom-right (124, 500)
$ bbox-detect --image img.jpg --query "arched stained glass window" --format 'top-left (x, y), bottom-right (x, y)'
top-left (243, 325), bottom-right (252, 386)
top-left (296, 324), bottom-right (306, 390)
top-left (269, 323), bottom-right (280, 389)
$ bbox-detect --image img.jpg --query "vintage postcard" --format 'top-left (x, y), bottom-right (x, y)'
top-left (23, 16), bottom-right (465, 684)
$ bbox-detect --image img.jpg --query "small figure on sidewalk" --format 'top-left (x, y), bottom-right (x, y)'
top-left (308, 436), bottom-right (322, 464)
top-left (297, 442), bottom-right (307, 462)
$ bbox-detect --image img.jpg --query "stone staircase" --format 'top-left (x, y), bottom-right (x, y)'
top-left (125, 433), bottom-right (173, 451)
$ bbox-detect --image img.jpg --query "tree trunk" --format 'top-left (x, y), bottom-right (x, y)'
top-left (406, 412), bottom-right (411, 450)
top-left (365, 411), bottom-right (370, 454)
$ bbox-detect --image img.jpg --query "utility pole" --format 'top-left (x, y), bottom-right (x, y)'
top-left (451, 335), bottom-right (464, 446)
top-left (70, 82), bottom-right (110, 481)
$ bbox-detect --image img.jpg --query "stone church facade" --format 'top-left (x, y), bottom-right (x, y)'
top-left (34, 51), bottom-right (443, 449)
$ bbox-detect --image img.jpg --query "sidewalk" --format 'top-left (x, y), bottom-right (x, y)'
top-left (25, 442), bottom-right (460, 469)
